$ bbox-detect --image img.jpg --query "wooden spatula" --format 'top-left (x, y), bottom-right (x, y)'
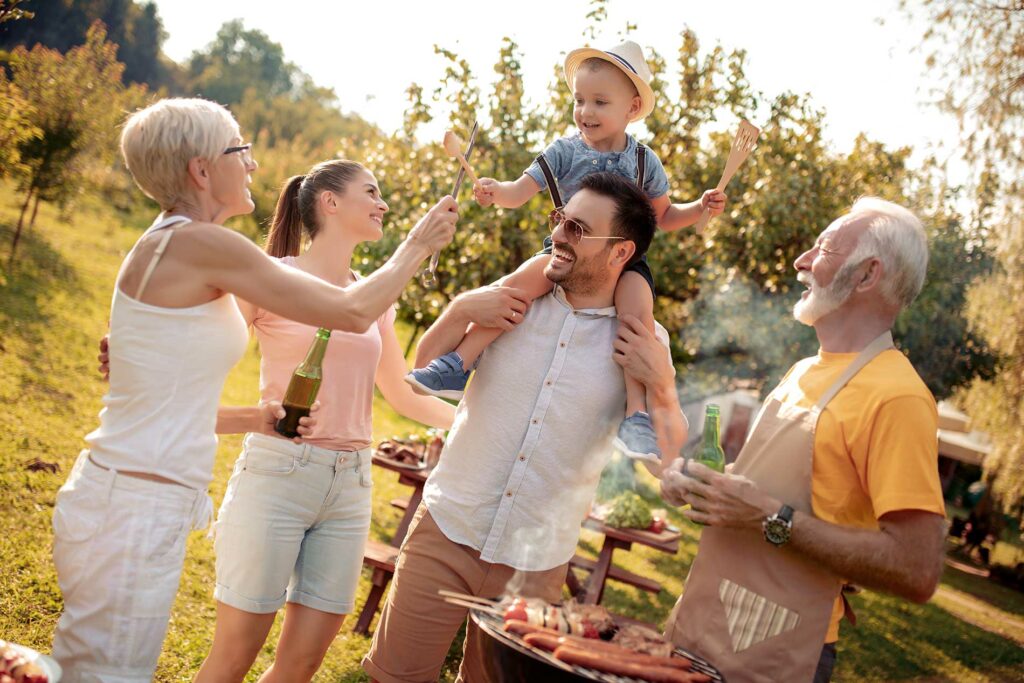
top-left (693, 119), bottom-right (760, 234)
top-left (443, 130), bottom-right (479, 185)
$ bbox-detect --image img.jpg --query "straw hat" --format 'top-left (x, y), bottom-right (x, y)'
top-left (563, 40), bottom-right (655, 122)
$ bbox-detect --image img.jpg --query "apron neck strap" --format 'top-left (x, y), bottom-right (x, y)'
top-left (814, 330), bottom-right (895, 411)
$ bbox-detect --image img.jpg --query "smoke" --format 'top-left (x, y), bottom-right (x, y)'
top-left (679, 268), bottom-right (814, 395)
top-left (503, 439), bottom-right (617, 598)
top-left (674, 266), bottom-right (818, 448)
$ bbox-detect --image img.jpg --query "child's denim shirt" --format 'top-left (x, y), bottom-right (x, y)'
top-left (524, 132), bottom-right (670, 204)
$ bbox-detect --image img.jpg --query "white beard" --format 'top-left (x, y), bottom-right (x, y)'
top-left (793, 271), bottom-right (856, 325)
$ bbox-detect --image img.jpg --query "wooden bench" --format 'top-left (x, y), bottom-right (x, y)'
top-left (390, 497), bottom-right (409, 511)
top-left (568, 554), bottom-right (662, 595)
top-left (354, 540), bottom-right (401, 635)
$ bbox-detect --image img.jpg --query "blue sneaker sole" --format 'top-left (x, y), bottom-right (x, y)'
top-left (403, 374), bottom-right (465, 401)
top-left (613, 436), bottom-right (661, 464)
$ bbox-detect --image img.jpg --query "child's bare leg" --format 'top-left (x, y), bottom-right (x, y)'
top-left (614, 271), bottom-right (656, 416)
top-left (452, 254), bottom-right (555, 369)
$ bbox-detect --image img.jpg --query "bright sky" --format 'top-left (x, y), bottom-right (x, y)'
top-left (154, 0), bottom-right (965, 181)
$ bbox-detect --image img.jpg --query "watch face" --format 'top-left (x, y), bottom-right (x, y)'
top-left (764, 517), bottom-right (792, 546)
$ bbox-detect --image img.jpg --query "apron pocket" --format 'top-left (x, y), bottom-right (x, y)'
top-left (718, 578), bottom-right (801, 652)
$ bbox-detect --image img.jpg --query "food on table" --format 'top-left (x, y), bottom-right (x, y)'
top-left (604, 491), bottom-right (654, 530)
top-left (375, 438), bottom-right (426, 466)
top-left (648, 515), bottom-right (667, 534)
top-left (0, 641), bottom-right (48, 683)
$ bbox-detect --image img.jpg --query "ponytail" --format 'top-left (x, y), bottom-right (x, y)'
top-left (265, 160), bottom-right (366, 258)
top-left (265, 174), bottom-right (306, 257)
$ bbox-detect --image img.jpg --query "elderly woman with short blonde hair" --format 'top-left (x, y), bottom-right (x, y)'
top-left (49, 97), bottom-right (457, 683)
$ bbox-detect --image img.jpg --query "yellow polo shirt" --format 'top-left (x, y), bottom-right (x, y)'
top-left (770, 347), bottom-right (945, 643)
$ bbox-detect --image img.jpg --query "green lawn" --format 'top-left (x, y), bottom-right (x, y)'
top-left (2, 185), bottom-right (1023, 682)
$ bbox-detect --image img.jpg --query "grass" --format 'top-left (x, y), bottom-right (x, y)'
top-left (2, 184), bottom-right (1024, 682)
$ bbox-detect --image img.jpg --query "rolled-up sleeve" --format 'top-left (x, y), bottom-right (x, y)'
top-left (643, 148), bottom-right (670, 199)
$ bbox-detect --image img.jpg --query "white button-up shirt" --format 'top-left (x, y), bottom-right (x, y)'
top-left (423, 286), bottom-right (627, 571)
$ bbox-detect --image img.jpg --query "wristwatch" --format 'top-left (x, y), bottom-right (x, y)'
top-left (763, 504), bottom-right (794, 546)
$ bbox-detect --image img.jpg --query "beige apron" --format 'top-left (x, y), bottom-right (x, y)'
top-left (665, 332), bottom-right (894, 683)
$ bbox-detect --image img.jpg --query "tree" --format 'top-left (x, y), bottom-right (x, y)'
top-left (185, 20), bottom-right (298, 106)
top-left (0, 70), bottom-right (40, 179)
top-left (0, 0), bottom-right (33, 25)
top-left (0, 0), bottom-right (177, 89)
top-left (907, 0), bottom-right (1024, 509)
top-left (6, 21), bottom-right (146, 263)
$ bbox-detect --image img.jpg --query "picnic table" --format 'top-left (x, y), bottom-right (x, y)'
top-left (567, 513), bottom-right (681, 604)
top-left (353, 453), bottom-right (433, 635)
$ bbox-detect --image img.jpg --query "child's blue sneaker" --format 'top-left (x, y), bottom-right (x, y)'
top-left (613, 411), bottom-right (662, 464)
top-left (404, 351), bottom-right (470, 400)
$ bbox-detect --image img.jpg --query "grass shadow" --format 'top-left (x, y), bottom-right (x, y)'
top-left (835, 588), bottom-right (1024, 681)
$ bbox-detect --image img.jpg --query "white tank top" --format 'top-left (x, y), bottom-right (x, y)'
top-left (85, 215), bottom-right (249, 490)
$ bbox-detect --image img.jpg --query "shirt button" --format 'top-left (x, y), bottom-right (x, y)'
top-left (532, 419), bottom-right (538, 424)
top-left (506, 490), bottom-right (513, 497)
top-left (545, 380), bottom-right (552, 386)
top-left (519, 454), bottom-right (526, 461)
top-left (560, 342), bottom-right (566, 348)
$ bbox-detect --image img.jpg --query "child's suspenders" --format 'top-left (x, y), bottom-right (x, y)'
top-left (534, 144), bottom-right (647, 211)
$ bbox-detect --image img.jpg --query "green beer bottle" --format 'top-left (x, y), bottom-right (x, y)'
top-left (275, 328), bottom-right (330, 439)
top-left (690, 403), bottom-right (726, 473)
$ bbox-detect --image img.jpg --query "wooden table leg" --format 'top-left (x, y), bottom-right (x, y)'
top-left (354, 566), bottom-right (392, 635)
top-left (392, 486), bottom-right (424, 547)
top-left (583, 539), bottom-right (617, 604)
top-left (566, 566), bottom-right (584, 598)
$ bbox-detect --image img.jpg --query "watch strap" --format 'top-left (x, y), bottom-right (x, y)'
top-left (778, 504), bottom-right (794, 523)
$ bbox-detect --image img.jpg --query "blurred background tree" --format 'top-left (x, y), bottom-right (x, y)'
top-left (0, 0), bottom-right (177, 88)
top-left (4, 21), bottom-right (146, 263)
top-left (904, 0), bottom-right (1024, 510)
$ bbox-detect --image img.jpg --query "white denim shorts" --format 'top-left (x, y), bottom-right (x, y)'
top-left (51, 450), bottom-right (212, 683)
top-left (213, 433), bottom-right (373, 615)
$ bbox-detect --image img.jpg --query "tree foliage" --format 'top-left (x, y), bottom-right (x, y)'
top-left (0, 0), bottom-right (176, 88)
top-left (5, 21), bottom-right (146, 261)
top-left (184, 19), bottom-right (301, 107)
top-left (0, 69), bottom-right (40, 178)
top-left (907, 0), bottom-right (1024, 510)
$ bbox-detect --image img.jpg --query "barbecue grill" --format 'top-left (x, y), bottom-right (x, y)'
top-left (470, 607), bottom-right (725, 682)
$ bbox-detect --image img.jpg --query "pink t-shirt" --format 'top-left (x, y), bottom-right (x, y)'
top-left (253, 256), bottom-right (396, 451)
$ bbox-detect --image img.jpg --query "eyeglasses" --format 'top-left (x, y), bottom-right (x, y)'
top-left (548, 209), bottom-right (625, 246)
top-left (223, 143), bottom-right (253, 165)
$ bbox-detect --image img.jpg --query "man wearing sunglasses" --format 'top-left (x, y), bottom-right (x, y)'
top-left (363, 172), bottom-right (681, 683)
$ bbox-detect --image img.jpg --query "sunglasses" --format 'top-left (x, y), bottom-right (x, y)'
top-left (548, 209), bottom-right (625, 246)
top-left (223, 143), bottom-right (254, 165)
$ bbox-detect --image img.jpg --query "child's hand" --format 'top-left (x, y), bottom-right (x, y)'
top-left (474, 178), bottom-right (498, 207)
top-left (701, 189), bottom-right (727, 217)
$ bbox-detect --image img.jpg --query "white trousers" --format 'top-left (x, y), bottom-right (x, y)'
top-left (51, 451), bottom-right (212, 683)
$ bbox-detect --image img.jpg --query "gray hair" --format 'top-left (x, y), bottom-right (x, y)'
top-left (120, 98), bottom-right (241, 210)
top-left (844, 197), bottom-right (929, 309)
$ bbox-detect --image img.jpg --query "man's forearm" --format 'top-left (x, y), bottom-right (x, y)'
top-left (787, 509), bottom-right (946, 603)
top-left (414, 303), bottom-right (470, 367)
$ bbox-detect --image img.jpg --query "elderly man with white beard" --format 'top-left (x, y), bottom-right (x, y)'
top-left (618, 197), bottom-right (948, 683)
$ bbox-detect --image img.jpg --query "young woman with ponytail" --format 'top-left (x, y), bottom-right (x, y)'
top-left (190, 160), bottom-right (461, 683)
